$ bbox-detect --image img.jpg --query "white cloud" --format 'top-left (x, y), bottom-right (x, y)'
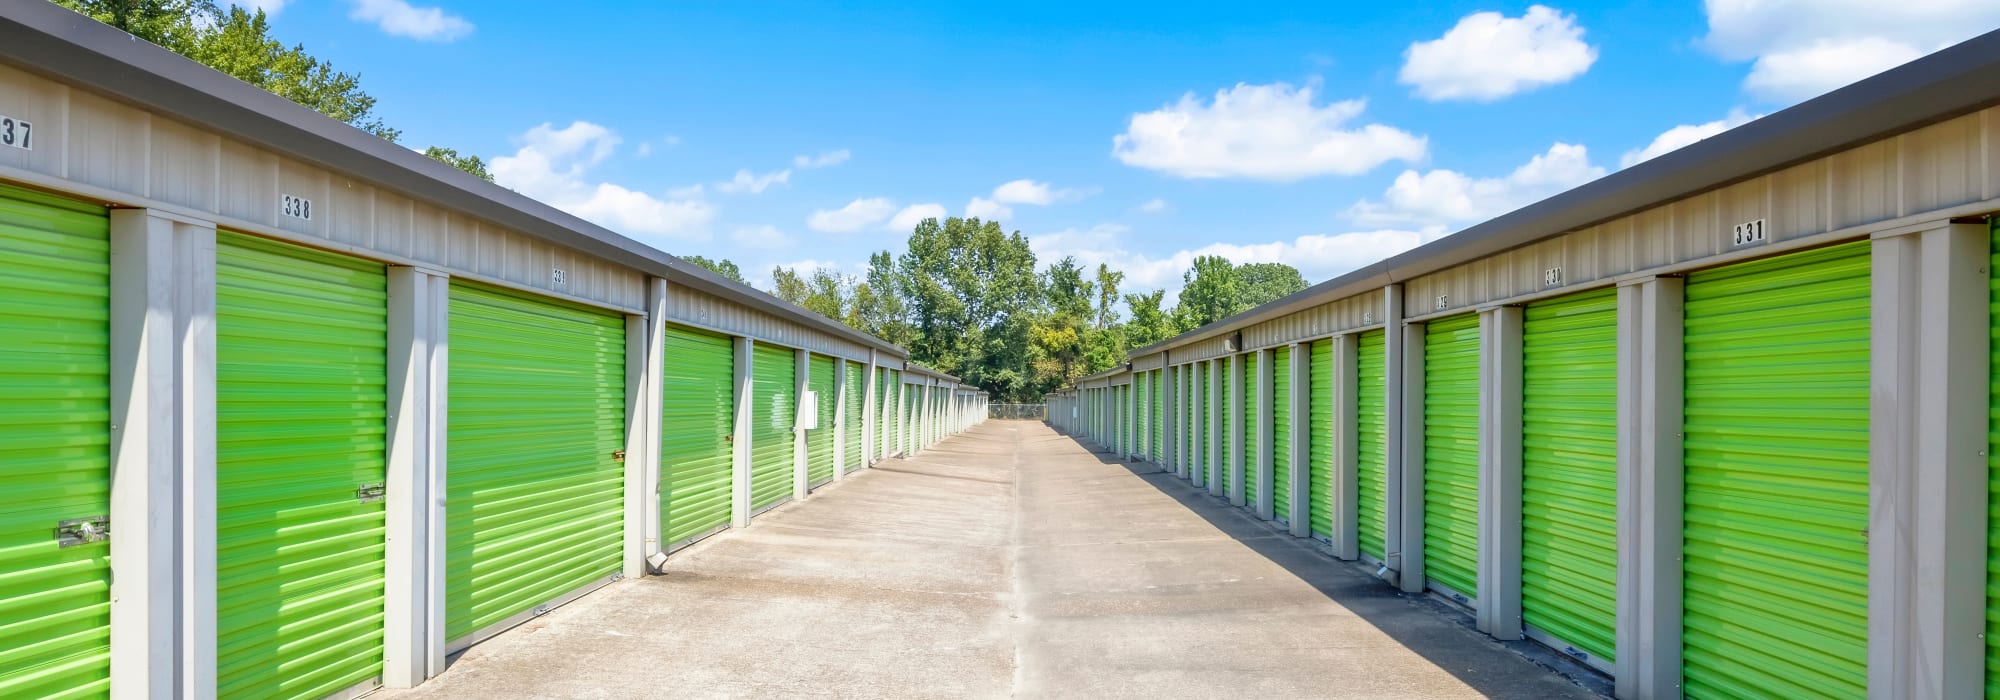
top-left (807, 198), bottom-right (897, 233)
top-left (1399, 5), bottom-right (1597, 102)
top-left (1112, 82), bottom-right (1426, 181)
top-left (889, 203), bottom-right (947, 232)
top-left (1702, 0), bottom-right (2000, 102)
top-left (491, 121), bottom-right (715, 243)
top-left (348, 0), bottom-right (474, 41)
top-left (1347, 143), bottom-right (1605, 227)
top-left (1620, 110), bottom-right (1761, 168)
top-left (965, 197), bottom-right (1013, 222)
top-left (1029, 224), bottom-right (1444, 304)
top-left (731, 225), bottom-right (793, 249)
top-left (634, 142), bottom-right (653, 158)
top-left (992, 179), bottom-right (1072, 205)
top-left (1136, 198), bottom-right (1172, 214)
top-left (715, 168), bottom-right (792, 195)
top-left (793, 150), bottom-right (852, 169)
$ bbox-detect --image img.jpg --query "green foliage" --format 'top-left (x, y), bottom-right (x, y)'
top-left (424, 147), bottom-right (494, 182)
top-left (1236, 262), bottom-right (1308, 307)
top-left (1123, 289), bottom-right (1175, 348)
top-left (1172, 255), bottom-right (1242, 331)
top-left (683, 255), bottom-right (747, 284)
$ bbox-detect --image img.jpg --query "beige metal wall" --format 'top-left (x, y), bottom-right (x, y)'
top-left (1243, 293), bottom-right (1382, 348)
top-left (664, 282), bottom-right (877, 363)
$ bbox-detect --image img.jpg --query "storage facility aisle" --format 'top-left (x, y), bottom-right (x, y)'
top-left (379, 420), bottom-right (1593, 698)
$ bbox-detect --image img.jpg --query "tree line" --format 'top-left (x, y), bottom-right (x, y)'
top-left (688, 217), bottom-right (1308, 403)
top-left (56, 0), bottom-right (494, 181)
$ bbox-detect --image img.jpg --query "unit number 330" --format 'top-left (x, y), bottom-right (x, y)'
top-left (0, 115), bottom-right (32, 150)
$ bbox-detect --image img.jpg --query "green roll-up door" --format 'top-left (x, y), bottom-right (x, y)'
top-left (446, 281), bottom-right (625, 643)
top-left (0, 187), bottom-right (110, 698)
top-left (216, 233), bottom-right (388, 698)
top-left (808, 354), bottom-right (836, 486)
top-left (1199, 362), bottom-right (1211, 484)
top-left (1309, 339), bottom-right (1334, 540)
top-left (750, 345), bottom-right (797, 511)
top-left (1221, 358), bottom-right (1234, 492)
top-left (845, 363), bottom-right (864, 468)
top-left (1272, 347), bottom-right (1292, 522)
top-left (1521, 288), bottom-right (1618, 663)
top-left (1357, 330), bottom-right (1388, 561)
top-left (877, 371), bottom-right (891, 458)
top-left (1424, 314), bottom-right (1480, 599)
top-left (661, 326), bottom-right (734, 547)
top-left (1989, 219), bottom-right (2000, 700)
top-left (1243, 352), bottom-right (1259, 504)
top-left (1152, 371), bottom-right (1164, 459)
top-left (1682, 241), bottom-right (1869, 698)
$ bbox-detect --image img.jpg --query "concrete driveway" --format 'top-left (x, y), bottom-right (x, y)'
top-left (378, 420), bottom-right (1602, 699)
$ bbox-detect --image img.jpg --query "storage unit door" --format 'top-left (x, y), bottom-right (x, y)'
top-left (1681, 241), bottom-right (1869, 697)
top-left (1356, 330), bottom-right (1388, 561)
top-left (808, 354), bottom-right (836, 486)
top-left (1272, 347), bottom-right (1292, 522)
top-left (877, 371), bottom-right (891, 458)
top-left (1243, 352), bottom-right (1259, 504)
top-left (1199, 363), bottom-right (1211, 484)
top-left (845, 364), bottom-right (864, 468)
top-left (215, 233), bottom-right (389, 698)
top-left (661, 326), bottom-right (734, 547)
top-left (1221, 359), bottom-right (1234, 494)
top-left (1309, 339), bottom-right (1334, 540)
top-left (1990, 219), bottom-right (2000, 699)
top-left (1152, 371), bottom-right (1164, 459)
top-left (1423, 314), bottom-right (1480, 599)
top-left (750, 345), bottom-right (797, 512)
top-left (0, 187), bottom-right (110, 697)
top-left (1520, 288), bottom-right (1618, 664)
top-left (446, 281), bottom-right (625, 644)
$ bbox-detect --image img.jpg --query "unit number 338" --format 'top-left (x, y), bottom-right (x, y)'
top-left (0, 115), bottom-right (32, 150)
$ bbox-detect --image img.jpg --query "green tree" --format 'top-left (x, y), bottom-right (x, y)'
top-left (424, 147), bottom-right (493, 182)
top-left (683, 255), bottom-right (746, 284)
top-left (855, 251), bottom-right (914, 346)
top-left (1093, 263), bottom-right (1124, 331)
top-left (1123, 289), bottom-right (1174, 348)
top-left (55, 0), bottom-right (213, 53)
top-left (1043, 257), bottom-right (1093, 320)
top-left (898, 217), bottom-right (1041, 399)
top-left (1236, 262), bottom-right (1308, 308)
top-left (1172, 255), bottom-right (1241, 331)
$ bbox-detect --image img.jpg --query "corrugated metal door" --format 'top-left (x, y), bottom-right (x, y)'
top-left (1309, 339), bottom-right (1334, 540)
top-left (1221, 359), bottom-right (1234, 492)
top-left (1152, 371), bottom-right (1164, 459)
top-left (750, 345), bottom-right (796, 512)
top-left (216, 233), bottom-right (388, 698)
top-left (1520, 288), bottom-right (1618, 663)
top-left (845, 363), bottom-right (863, 468)
top-left (1988, 219), bottom-right (2000, 700)
top-left (1357, 330), bottom-right (1388, 561)
top-left (1681, 241), bottom-right (1869, 697)
top-left (1272, 347), bottom-right (1292, 522)
top-left (1243, 352), bottom-right (1259, 504)
top-left (807, 354), bottom-right (835, 486)
top-left (1424, 314), bottom-right (1480, 599)
top-left (0, 186), bottom-right (110, 697)
top-left (661, 326), bottom-right (734, 547)
top-left (877, 371), bottom-right (891, 457)
top-left (446, 281), bottom-right (625, 643)
top-left (1199, 362), bottom-right (1211, 484)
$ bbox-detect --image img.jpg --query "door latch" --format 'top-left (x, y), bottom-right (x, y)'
top-left (57, 516), bottom-right (110, 547)
top-left (355, 483), bottom-right (387, 503)
top-left (612, 450), bottom-right (627, 463)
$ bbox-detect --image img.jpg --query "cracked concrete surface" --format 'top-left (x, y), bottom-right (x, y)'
top-left (377, 420), bottom-right (1600, 699)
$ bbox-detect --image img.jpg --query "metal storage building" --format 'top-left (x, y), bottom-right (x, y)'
top-left (1056, 25), bottom-right (2000, 700)
top-left (0, 4), bottom-right (987, 697)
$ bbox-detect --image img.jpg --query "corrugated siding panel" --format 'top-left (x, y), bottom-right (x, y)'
top-left (845, 363), bottom-right (864, 468)
top-left (1243, 352), bottom-right (1259, 503)
top-left (216, 233), bottom-right (387, 699)
top-left (1272, 347), bottom-right (1292, 521)
top-left (445, 281), bottom-right (625, 642)
top-left (0, 186), bottom-right (110, 698)
top-left (1152, 371), bottom-right (1164, 459)
top-left (1521, 288), bottom-right (1618, 663)
top-left (1423, 313), bottom-right (1480, 598)
top-left (808, 354), bottom-right (836, 485)
top-left (661, 326), bottom-right (734, 545)
top-left (1198, 363), bottom-right (1211, 484)
top-left (1309, 339), bottom-right (1333, 539)
top-left (1357, 330), bottom-right (1388, 561)
top-left (663, 283), bottom-right (873, 364)
top-left (1681, 241), bottom-right (1870, 698)
top-left (750, 345), bottom-right (797, 511)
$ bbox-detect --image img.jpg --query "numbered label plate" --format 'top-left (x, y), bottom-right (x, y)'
top-left (0, 114), bottom-right (32, 150)
top-left (281, 193), bottom-right (313, 221)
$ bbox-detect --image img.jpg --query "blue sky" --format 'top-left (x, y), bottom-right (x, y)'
top-left (241, 0), bottom-right (2000, 300)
